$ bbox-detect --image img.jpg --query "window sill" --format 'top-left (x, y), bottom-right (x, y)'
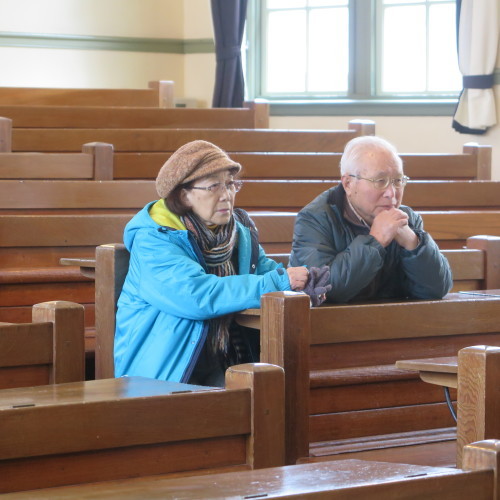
top-left (267, 99), bottom-right (458, 117)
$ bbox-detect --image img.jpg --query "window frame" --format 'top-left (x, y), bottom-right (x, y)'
top-left (244, 0), bottom-right (459, 116)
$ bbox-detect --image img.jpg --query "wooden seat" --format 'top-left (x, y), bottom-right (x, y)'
top-left (3, 440), bottom-right (500, 498)
top-left (0, 363), bottom-right (285, 493)
top-left (0, 301), bottom-right (84, 389)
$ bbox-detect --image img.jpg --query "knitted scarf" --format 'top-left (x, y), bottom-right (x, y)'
top-left (181, 211), bottom-right (237, 359)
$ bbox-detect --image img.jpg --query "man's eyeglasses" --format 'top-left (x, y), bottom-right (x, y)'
top-left (348, 174), bottom-right (410, 190)
top-left (189, 180), bottom-right (243, 194)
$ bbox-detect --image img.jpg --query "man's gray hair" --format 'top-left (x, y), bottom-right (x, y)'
top-left (339, 136), bottom-right (403, 176)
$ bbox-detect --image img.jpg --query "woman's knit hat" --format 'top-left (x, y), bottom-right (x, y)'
top-left (156, 140), bottom-right (241, 199)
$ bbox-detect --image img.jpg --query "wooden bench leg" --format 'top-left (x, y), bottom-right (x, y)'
top-left (457, 346), bottom-right (500, 467)
top-left (225, 363), bottom-right (285, 468)
top-left (466, 235), bottom-right (500, 289)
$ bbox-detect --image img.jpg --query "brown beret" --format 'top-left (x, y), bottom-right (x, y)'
top-left (156, 140), bottom-right (241, 199)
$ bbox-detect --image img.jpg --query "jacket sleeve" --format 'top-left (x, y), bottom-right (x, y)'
top-left (128, 229), bottom-right (291, 320)
top-left (290, 208), bottom-right (389, 303)
top-left (399, 210), bottom-right (453, 299)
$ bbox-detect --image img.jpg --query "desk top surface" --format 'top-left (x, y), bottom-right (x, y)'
top-left (2, 458), bottom-right (477, 499)
top-left (395, 356), bottom-right (458, 374)
top-left (0, 376), bottom-right (216, 410)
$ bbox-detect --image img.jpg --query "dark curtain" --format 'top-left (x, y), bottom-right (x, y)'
top-left (211, 0), bottom-right (248, 108)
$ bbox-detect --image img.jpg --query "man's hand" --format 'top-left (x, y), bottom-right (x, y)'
top-left (394, 224), bottom-right (419, 250)
top-left (369, 208), bottom-right (409, 247)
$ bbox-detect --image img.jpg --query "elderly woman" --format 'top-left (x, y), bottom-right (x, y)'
top-left (114, 140), bottom-right (328, 386)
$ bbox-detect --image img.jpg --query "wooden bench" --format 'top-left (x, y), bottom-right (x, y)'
top-left (0, 301), bottom-right (84, 389)
top-left (0, 363), bottom-right (285, 493)
top-left (1, 208), bottom-right (499, 351)
top-left (4, 440), bottom-right (500, 499)
top-left (6, 120), bottom-right (375, 154)
top-left (1, 179), bottom-right (500, 215)
top-left (0, 100), bottom-right (269, 130)
top-left (0, 80), bottom-right (175, 108)
top-left (112, 142), bottom-right (492, 181)
top-left (239, 291), bottom-right (500, 465)
top-left (92, 237), bottom-right (500, 463)
top-left (0, 143), bottom-right (113, 180)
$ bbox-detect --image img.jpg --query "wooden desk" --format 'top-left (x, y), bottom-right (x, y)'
top-left (396, 345), bottom-right (500, 467)
top-left (59, 257), bottom-right (96, 279)
top-left (395, 357), bottom-right (458, 389)
top-left (0, 364), bottom-right (286, 493)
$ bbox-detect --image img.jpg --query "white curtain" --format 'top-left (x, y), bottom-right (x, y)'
top-left (452, 0), bottom-right (500, 134)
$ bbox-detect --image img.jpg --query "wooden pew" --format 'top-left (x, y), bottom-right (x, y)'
top-left (0, 142), bottom-right (113, 180)
top-left (0, 80), bottom-right (175, 108)
top-left (0, 100), bottom-right (269, 129)
top-left (1, 179), bottom-right (500, 215)
top-left (91, 237), bottom-right (500, 467)
top-left (0, 363), bottom-right (285, 493)
top-left (6, 120), bottom-right (375, 154)
top-left (0, 301), bottom-right (84, 388)
top-left (1, 208), bottom-right (499, 353)
top-left (2, 178), bottom-right (500, 214)
top-left (4, 440), bottom-right (500, 499)
top-left (112, 142), bottom-right (492, 181)
top-left (242, 290), bottom-right (500, 466)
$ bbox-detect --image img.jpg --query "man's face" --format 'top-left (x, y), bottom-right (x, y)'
top-left (342, 149), bottom-right (405, 225)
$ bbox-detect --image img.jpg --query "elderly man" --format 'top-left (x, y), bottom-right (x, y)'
top-left (289, 136), bottom-right (453, 303)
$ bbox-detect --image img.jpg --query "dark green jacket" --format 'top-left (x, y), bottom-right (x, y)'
top-left (290, 184), bottom-right (453, 303)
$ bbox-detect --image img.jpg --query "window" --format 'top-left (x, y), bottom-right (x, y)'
top-left (245, 0), bottom-right (461, 115)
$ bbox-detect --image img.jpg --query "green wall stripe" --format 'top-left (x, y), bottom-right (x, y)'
top-left (0, 32), bottom-right (214, 54)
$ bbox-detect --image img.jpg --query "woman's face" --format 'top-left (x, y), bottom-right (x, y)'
top-left (181, 170), bottom-right (238, 226)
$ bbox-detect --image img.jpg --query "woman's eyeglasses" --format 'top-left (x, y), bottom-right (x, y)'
top-left (189, 180), bottom-right (243, 194)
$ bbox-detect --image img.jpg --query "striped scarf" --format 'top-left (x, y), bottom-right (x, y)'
top-left (181, 211), bottom-right (237, 357)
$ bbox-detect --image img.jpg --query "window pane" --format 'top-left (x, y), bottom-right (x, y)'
top-left (308, 8), bottom-right (348, 92)
top-left (267, 0), bottom-right (305, 9)
top-left (309, 0), bottom-right (347, 6)
top-left (383, 0), bottom-right (424, 4)
top-left (428, 4), bottom-right (461, 91)
top-left (381, 5), bottom-right (427, 93)
top-left (266, 10), bottom-right (307, 93)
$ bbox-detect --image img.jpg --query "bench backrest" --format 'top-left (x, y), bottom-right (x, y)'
top-left (0, 301), bottom-right (84, 388)
top-left (0, 143), bottom-right (113, 180)
top-left (0, 100), bottom-right (269, 130)
top-left (6, 120), bottom-right (374, 154)
top-left (111, 143), bottom-right (492, 181)
top-left (3, 440), bottom-right (500, 499)
top-left (0, 364), bottom-right (285, 493)
top-left (0, 80), bottom-right (174, 108)
top-left (1, 179), bottom-right (499, 215)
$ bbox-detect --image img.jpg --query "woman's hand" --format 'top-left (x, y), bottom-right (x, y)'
top-left (286, 266), bottom-right (309, 291)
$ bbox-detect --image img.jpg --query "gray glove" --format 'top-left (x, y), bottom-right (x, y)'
top-left (303, 266), bottom-right (332, 307)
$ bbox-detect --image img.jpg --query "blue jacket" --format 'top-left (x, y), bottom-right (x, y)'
top-left (114, 201), bottom-right (291, 382)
